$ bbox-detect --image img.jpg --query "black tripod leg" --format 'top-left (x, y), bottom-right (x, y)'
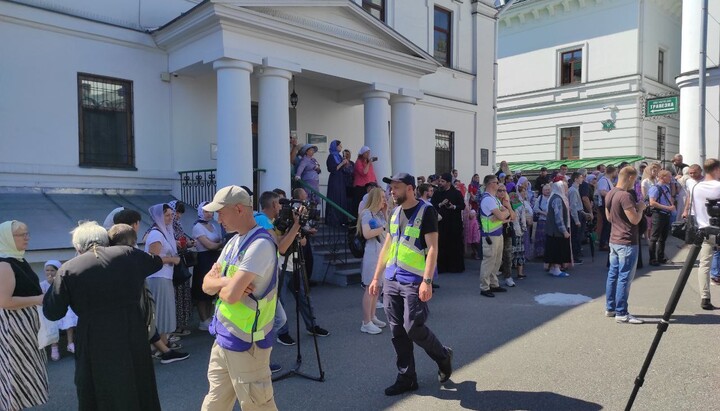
top-left (296, 244), bottom-right (325, 381)
top-left (625, 241), bottom-right (703, 410)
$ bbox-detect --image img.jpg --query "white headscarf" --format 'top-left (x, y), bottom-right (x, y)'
top-left (550, 180), bottom-right (570, 210)
top-left (44, 260), bottom-right (62, 270)
top-left (197, 201), bottom-right (211, 224)
top-left (148, 204), bottom-right (177, 254)
top-left (0, 220), bottom-right (25, 260)
top-left (103, 207), bottom-right (125, 229)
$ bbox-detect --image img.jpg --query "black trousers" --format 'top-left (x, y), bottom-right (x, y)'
top-left (383, 278), bottom-right (448, 383)
top-left (649, 212), bottom-right (671, 262)
top-left (571, 211), bottom-right (585, 259)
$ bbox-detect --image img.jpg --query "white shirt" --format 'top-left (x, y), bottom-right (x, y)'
top-left (192, 221), bottom-right (222, 252)
top-left (220, 226), bottom-right (276, 295)
top-left (144, 230), bottom-right (174, 280)
top-left (692, 180), bottom-right (720, 228)
top-left (480, 195), bottom-right (500, 217)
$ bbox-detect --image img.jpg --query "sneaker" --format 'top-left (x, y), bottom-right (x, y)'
top-left (574, 259), bottom-right (584, 265)
top-left (198, 319), bottom-right (211, 331)
top-left (615, 314), bottom-right (644, 324)
top-left (152, 350), bottom-right (163, 360)
top-left (552, 271), bottom-right (570, 278)
top-left (384, 379), bottom-right (419, 396)
top-left (270, 363), bottom-right (282, 374)
top-left (711, 277), bottom-right (720, 286)
top-left (167, 342), bottom-right (183, 350)
top-left (371, 316), bottom-right (387, 328)
top-left (360, 321), bottom-right (382, 335)
top-left (376, 301), bottom-right (384, 309)
top-left (168, 335), bottom-right (181, 343)
top-left (51, 345), bottom-right (60, 361)
top-left (490, 286), bottom-right (507, 293)
top-left (438, 346), bottom-right (453, 383)
top-left (276, 333), bottom-right (296, 346)
top-left (480, 290), bottom-right (495, 298)
top-left (701, 298), bottom-right (716, 310)
top-left (605, 310), bottom-right (616, 317)
top-left (66, 343), bottom-right (75, 354)
top-left (160, 350), bottom-right (190, 364)
top-left (306, 326), bottom-right (330, 337)
top-left (504, 278), bottom-right (516, 287)
top-left (170, 329), bottom-right (191, 337)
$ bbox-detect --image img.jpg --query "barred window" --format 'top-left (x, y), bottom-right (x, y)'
top-left (481, 149), bottom-right (489, 166)
top-left (78, 73), bottom-right (134, 168)
top-left (435, 129), bottom-right (454, 175)
top-left (657, 126), bottom-right (666, 161)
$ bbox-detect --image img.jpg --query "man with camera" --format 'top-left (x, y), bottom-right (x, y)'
top-left (605, 166), bottom-right (646, 324)
top-left (369, 173), bottom-right (453, 396)
top-left (691, 159), bottom-right (720, 311)
top-left (648, 170), bottom-right (675, 266)
top-left (479, 175), bottom-right (511, 297)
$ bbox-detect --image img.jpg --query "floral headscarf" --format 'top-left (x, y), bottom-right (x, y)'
top-left (168, 200), bottom-right (188, 240)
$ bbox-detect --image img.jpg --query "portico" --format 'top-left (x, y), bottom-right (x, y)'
top-left (154, 0), bottom-right (439, 196)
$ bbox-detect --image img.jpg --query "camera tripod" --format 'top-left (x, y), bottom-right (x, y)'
top-left (272, 234), bottom-right (325, 383)
top-left (625, 227), bottom-right (716, 410)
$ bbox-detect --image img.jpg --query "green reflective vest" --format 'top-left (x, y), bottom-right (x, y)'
top-left (385, 203), bottom-right (429, 277)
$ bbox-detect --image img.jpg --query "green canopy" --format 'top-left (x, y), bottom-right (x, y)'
top-left (507, 155), bottom-right (645, 172)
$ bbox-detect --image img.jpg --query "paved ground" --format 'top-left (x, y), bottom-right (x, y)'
top-left (37, 238), bottom-right (720, 410)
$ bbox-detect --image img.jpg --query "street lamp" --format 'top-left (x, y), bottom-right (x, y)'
top-left (290, 76), bottom-right (298, 108)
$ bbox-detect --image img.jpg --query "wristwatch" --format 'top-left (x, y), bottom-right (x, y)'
top-left (423, 278), bottom-right (433, 285)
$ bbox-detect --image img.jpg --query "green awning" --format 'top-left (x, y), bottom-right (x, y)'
top-left (507, 155), bottom-right (645, 172)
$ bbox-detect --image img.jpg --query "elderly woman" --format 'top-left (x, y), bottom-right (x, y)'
top-left (191, 201), bottom-right (223, 331)
top-left (168, 200), bottom-right (193, 337)
top-left (545, 179), bottom-right (573, 277)
top-left (326, 140), bottom-right (350, 226)
top-left (43, 222), bottom-right (164, 410)
top-left (144, 204), bottom-right (182, 348)
top-left (0, 220), bottom-right (48, 411)
top-left (353, 146), bottom-right (378, 216)
top-left (295, 144), bottom-right (321, 203)
top-left (533, 184), bottom-right (551, 263)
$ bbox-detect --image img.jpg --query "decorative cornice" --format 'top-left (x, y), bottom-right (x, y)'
top-left (499, 0), bottom-right (611, 28)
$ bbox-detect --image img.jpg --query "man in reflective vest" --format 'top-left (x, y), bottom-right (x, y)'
top-left (369, 173), bottom-right (453, 396)
top-left (201, 185), bottom-right (279, 411)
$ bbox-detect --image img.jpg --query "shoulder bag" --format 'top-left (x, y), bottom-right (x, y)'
top-left (671, 185), bottom-right (698, 244)
top-left (151, 228), bottom-right (192, 285)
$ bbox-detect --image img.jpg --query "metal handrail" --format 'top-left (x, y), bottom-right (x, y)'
top-left (295, 179), bottom-right (357, 222)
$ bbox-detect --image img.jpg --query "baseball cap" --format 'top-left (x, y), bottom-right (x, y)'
top-left (382, 173), bottom-right (416, 188)
top-left (203, 185), bottom-right (254, 212)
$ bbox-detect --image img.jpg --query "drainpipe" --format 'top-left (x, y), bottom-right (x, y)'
top-left (699, 0), bottom-right (708, 163)
top-left (492, 0), bottom-right (518, 171)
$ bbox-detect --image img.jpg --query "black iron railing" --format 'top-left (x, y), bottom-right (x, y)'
top-left (179, 169), bottom-right (217, 208)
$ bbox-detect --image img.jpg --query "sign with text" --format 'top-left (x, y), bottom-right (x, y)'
top-left (646, 96), bottom-right (679, 117)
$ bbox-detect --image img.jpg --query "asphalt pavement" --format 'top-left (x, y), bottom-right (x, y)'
top-left (37, 237), bottom-right (720, 410)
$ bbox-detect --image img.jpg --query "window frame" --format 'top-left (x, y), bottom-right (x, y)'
top-left (362, 0), bottom-right (385, 21)
top-left (657, 49), bottom-right (665, 84)
top-left (433, 6), bottom-right (452, 67)
top-left (435, 129), bottom-right (455, 175)
top-left (559, 126), bottom-right (581, 160)
top-left (560, 49), bottom-right (583, 86)
top-left (77, 73), bottom-right (135, 169)
top-left (480, 148), bottom-right (489, 166)
top-left (656, 125), bottom-right (666, 161)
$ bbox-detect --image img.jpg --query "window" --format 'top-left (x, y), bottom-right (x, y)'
top-left (560, 127), bottom-right (580, 160)
top-left (78, 74), bottom-right (134, 168)
top-left (657, 126), bottom-right (666, 160)
top-left (362, 0), bottom-right (385, 21)
top-left (433, 7), bottom-right (452, 67)
top-left (481, 149), bottom-right (489, 166)
top-left (658, 49), bottom-right (665, 84)
top-left (560, 49), bottom-right (582, 85)
top-left (435, 129), bottom-right (454, 174)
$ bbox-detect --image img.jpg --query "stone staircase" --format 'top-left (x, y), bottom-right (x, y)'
top-left (309, 224), bottom-right (362, 287)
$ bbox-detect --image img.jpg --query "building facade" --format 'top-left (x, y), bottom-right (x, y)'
top-left (496, 0), bottom-right (682, 166)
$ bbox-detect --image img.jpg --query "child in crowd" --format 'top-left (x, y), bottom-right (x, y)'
top-left (464, 209), bottom-right (481, 260)
top-left (40, 260), bottom-right (78, 361)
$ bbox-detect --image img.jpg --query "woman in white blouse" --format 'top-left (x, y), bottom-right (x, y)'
top-left (191, 202), bottom-right (223, 331)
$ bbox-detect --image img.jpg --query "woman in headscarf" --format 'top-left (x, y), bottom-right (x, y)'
top-left (168, 201), bottom-right (193, 337)
top-left (43, 221), bottom-right (164, 410)
top-left (509, 192), bottom-right (528, 280)
top-left (533, 184), bottom-right (551, 264)
top-left (545, 179), bottom-right (572, 277)
top-left (294, 144), bottom-right (322, 204)
top-left (0, 220), bottom-right (48, 411)
top-left (191, 201), bottom-right (223, 331)
top-left (144, 204), bottom-right (181, 347)
top-left (517, 183), bottom-right (535, 261)
top-left (326, 140), bottom-right (350, 226)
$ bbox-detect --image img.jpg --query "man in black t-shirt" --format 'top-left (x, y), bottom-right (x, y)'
top-left (369, 173), bottom-right (452, 396)
top-left (534, 167), bottom-right (550, 192)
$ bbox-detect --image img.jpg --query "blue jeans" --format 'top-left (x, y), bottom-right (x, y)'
top-left (606, 243), bottom-right (639, 316)
top-left (711, 249), bottom-right (720, 279)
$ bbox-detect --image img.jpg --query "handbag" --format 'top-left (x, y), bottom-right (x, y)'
top-left (173, 256), bottom-right (192, 286)
top-left (670, 186), bottom-right (698, 244)
top-left (181, 250), bottom-right (198, 267)
top-left (37, 306), bottom-right (59, 349)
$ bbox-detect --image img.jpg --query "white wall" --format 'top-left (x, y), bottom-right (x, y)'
top-left (642, 1), bottom-right (682, 85)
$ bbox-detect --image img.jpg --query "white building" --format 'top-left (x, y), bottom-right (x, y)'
top-left (0, 0), bottom-right (497, 263)
top-left (496, 0), bottom-right (682, 167)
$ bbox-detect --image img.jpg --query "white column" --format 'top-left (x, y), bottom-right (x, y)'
top-left (257, 67), bottom-right (292, 197)
top-left (678, 0), bottom-right (703, 165)
top-left (390, 95), bottom-right (418, 176)
top-left (363, 91), bottom-right (391, 182)
top-left (213, 58), bottom-right (254, 190)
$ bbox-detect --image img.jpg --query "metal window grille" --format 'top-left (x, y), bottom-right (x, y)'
top-left (658, 49), bottom-right (665, 84)
top-left (657, 126), bottom-right (666, 161)
top-left (362, 0), bottom-right (385, 21)
top-left (435, 129), bottom-right (454, 174)
top-left (481, 149), bottom-right (489, 166)
top-left (78, 73), bottom-right (134, 168)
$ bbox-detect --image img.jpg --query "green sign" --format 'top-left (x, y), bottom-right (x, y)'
top-left (646, 96), bottom-right (679, 116)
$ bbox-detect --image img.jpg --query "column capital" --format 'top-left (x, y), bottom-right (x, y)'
top-left (212, 58), bottom-right (254, 72)
top-left (363, 90), bottom-right (391, 101)
top-left (257, 67), bottom-right (293, 81)
top-left (390, 95), bottom-right (418, 105)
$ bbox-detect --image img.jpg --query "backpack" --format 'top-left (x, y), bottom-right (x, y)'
top-left (348, 225), bottom-right (365, 259)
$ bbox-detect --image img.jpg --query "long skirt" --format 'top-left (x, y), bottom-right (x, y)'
top-left (511, 234), bottom-right (526, 267)
top-left (174, 279), bottom-right (192, 329)
top-left (0, 307), bottom-right (48, 411)
top-left (544, 235), bottom-right (572, 265)
top-left (147, 278), bottom-right (177, 335)
top-left (534, 220), bottom-right (547, 259)
top-left (523, 228), bottom-right (533, 260)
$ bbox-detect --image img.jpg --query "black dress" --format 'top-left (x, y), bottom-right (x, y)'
top-left (432, 186), bottom-right (466, 273)
top-left (0, 257), bottom-right (48, 411)
top-left (43, 246), bottom-right (163, 411)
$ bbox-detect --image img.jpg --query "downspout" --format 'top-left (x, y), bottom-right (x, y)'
top-left (493, 0), bottom-right (518, 171)
top-left (699, 0), bottom-right (708, 163)
top-left (637, 0), bottom-right (645, 163)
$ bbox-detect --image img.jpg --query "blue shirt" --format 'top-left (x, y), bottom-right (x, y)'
top-left (649, 184), bottom-right (672, 211)
top-left (253, 212), bottom-right (274, 230)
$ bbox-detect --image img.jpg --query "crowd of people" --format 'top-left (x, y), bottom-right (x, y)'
top-left (3, 147), bottom-right (720, 410)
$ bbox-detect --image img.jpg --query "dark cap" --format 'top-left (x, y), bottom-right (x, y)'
top-left (440, 172), bottom-right (453, 182)
top-left (382, 173), bottom-right (416, 188)
top-left (540, 167), bottom-right (548, 171)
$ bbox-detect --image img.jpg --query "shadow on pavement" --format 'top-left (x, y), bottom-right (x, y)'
top-left (420, 380), bottom-right (603, 411)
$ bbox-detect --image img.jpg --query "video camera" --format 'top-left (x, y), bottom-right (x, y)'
top-left (706, 198), bottom-right (720, 232)
top-left (274, 198), bottom-right (321, 235)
